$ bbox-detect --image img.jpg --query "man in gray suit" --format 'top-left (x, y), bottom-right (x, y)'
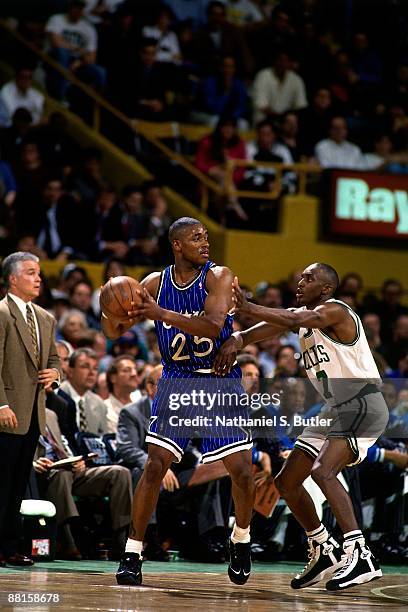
top-left (0, 252), bottom-right (61, 566)
top-left (117, 365), bottom-right (179, 491)
top-left (59, 348), bottom-right (108, 450)
top-left (34, 407), bottom-right (132, 559)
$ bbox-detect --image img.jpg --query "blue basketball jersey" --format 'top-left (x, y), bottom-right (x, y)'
top-left (155, 261), bottom-right (234, 374)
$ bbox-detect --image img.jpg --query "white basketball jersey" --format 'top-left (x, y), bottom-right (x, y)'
top-left (299, 299), bottom-right (380, 405)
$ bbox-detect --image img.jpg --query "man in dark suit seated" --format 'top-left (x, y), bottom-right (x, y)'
top-left (34, 399), bottom-right (132, 560)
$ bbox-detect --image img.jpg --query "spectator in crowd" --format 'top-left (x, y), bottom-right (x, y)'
top-left (95, 371), bottom-right (109, 400)
top-left (68, 148), bottom-right (105, 206)
top-left (56, 340), bottom-right (73, 381)
top-left (58, 348), bottom-right (108, 448)
top-left (69, 280), bottom-right (100, 330)
top-left (298, 87), bottom-right (334, 156)
top-left (195, 115), bottom-right (247, 221)
top-left (92, 258), bottom-right (126, 317)
top-left (328, 50), bottom-right (358, 116)
top-left (192, 55), bottom-right (248, 128)
top-left (247, 119), bottom-right (293, 164)
top-left (191, 1), bottom-right (254, 77)
top-left (274, 344), bottom-right (302, 379)
top-left (117, 185), bottom-right (157, 265)
top-left (115, 38), bottom-right (169, 120)
top-left (35, 112), bottom-right (80, 175)
top-left (34, 178), bottom-right (84, 261)
top-left (142, 6), bottom-right (182, 64)
top-left (0, 108), bottom-right (34, 165)
top-left (252, 50), bottom-right (307, 124)
top-left (0, 154), bottom-right (17, 208)
top-left (314, 116), bottom-right (365, 169)
top-left (278, 111), bottom-right (301, 161)
top-left (105, 356), bottom-right (139, 433)
top-left (14, 141), bottom-right (49, 232)
top-left (350, 32), bottom-right (382, 111)
top-left (363, 133), bottom-right (408, 172)
top-left (58, 309), bottom-right (88, 347)
top-left (141, 180), bottom-right (173, 263)
top-left (0, 67), bottom-right (45, 127)
top-left (45, 0), bottom-right (107, 100)
top-left (53, 264), bottom-right (89, 300)
top-left (33, 406), bottom-right (133, 560)
top-left (90, 185), bottom-right (129, 261)
top-left (375, 279), bottom-right (408, 346)
top-left (116, 364), bottom-right (162, 488)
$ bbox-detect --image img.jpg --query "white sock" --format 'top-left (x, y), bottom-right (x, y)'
top-left (125, 538), bottom-right (143, 556)
top-left (231, 524), bottom-right (250, 544)
top-left (343, 529), bottom-right (365, 552)
top-left (306, 524), bottom-right (329, 545)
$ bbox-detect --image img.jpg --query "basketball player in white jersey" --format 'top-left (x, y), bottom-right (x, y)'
top-left (214, 263), bottom-right (389, 591)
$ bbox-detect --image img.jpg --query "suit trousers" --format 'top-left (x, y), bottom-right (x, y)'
top-left (44, 465), bottom-right (132, 531)
top-left (0, 406), bottom-right (40, 555)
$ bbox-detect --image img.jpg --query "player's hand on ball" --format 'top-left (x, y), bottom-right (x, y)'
top-left (128, 287), bottom-right (163, 321)
top-left (214, 333), bottom-right (243, 376)
top-left (162, 469), bottom-right (179, 492)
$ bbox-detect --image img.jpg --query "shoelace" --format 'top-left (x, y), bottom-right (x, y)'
top-left (331, 550), bottom-right (355, 578)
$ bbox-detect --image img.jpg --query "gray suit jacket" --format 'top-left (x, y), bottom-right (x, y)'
top-left (0, 295), bottom-right (61, 435)
top-left (59, 381), bottom-right (108, 436)
top-left (116, 396), bottom-right (151, 470)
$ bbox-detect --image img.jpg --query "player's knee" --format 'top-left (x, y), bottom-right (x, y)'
top-left (144, 456), bottom-right (167, 483)
top-left (274, 472), bottom-right (292, 498)
top-left (310, 462), bottom-right (335, 487)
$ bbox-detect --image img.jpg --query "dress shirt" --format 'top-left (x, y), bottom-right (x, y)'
top-left (60, 380), bottom-right (87, 430)
top-left (314, 139), bottom-right (365, 169)
top-left (105, 393), bottom-right (128, 434)
top-left (37, 205), bottom-right (62, 255)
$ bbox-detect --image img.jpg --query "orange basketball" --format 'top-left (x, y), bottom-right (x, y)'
top-left (100, 276), bottom-right (142, 318)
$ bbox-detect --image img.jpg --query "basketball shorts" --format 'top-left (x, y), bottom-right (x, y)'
top-left (146, 367), bottom-right (253, 463)
top-left (295, 385), bottom-right (389, 466)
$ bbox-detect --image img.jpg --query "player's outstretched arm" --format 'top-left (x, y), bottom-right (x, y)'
top-left (233, 277), bottom-right (347, 330)
top-left (129, 266), bottom-right (234, 339)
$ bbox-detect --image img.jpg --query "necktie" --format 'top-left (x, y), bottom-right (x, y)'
top-left (78, 399), bottom-right (88, 432)
top-left (26, 304), bottom-right (40, 367)
top-left (45, 426), bottom-right (67, 460)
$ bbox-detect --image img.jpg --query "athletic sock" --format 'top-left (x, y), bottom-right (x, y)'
top-left (343, 529), bottom-right (365, 553)
top-left (306, 523), bottom-right (329, 545)
top-left (125, 538), bottom-right (143, 556)
top-left (231, 524), bottom-right (250, 544)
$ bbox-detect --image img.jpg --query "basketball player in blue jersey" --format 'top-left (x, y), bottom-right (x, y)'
top-left (215, 263), bottom-right (389, 592)
top-left (102, 217), bottom-right (255, 587)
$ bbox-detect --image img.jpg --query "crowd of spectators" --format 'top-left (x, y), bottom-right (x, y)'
top-left (1, 0), bottom-right (408, 229)
top-left (12, 262), bottom-right (408, 563)
top-left (0, 103), bottom-right (173, 261)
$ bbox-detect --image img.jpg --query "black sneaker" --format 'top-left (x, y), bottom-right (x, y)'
top-left (227, 539), bottom-right (251, 585)
top-left (326, 542), bottom-right (382, 591)
top-left (116, 552), bottom-right (143, 586)
top-left (291, 537), bottom-right (344, 589)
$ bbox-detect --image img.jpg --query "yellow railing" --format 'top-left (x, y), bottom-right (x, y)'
top-left (0, 20), bottom-right (322, 212)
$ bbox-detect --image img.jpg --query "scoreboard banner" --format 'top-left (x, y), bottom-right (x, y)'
top-left (326, 170), bottom-right (408, 244)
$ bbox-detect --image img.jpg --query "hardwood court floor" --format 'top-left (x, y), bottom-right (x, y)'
top-left (0, 560), bottom-right (407, 611)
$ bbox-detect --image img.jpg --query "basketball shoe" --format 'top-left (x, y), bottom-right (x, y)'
top-left (227, 539), bottom-right (251, 585)
top-left (291, 536), bottom-right (344, 589)
top-left (116, 552), bottom-right (143, 586)
top-left (326, 541), bottom-right (382, 591)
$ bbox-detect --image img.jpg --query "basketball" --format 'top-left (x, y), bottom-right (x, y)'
top-left (99, 276), bottom-right (142, 318)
